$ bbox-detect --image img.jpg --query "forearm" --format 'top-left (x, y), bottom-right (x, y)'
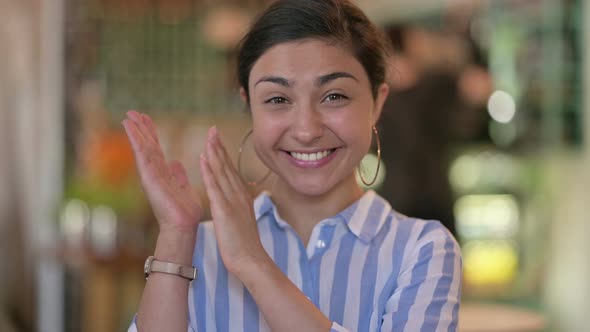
top-left (137, 230), bottom-right (196, 332)
top-left (235, 255), bottom-right (332, 332)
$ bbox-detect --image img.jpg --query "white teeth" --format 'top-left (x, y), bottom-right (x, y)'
top-left (290, 150), bottom-right (332, 162)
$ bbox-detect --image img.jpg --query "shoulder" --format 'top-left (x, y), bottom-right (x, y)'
top-left (391, 210), bottom-right (460, 250)
top-left (389, 212), bottom-right (462, 271)
top-left (363, 192), bottom-right (458, 252)
top-left (396, 213), bottom-right (457, 246)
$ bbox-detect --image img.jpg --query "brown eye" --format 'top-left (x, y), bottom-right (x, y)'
top-left (266, 96), bottom-right (289, 104)
top-left (324, 93), bottom-right (347, 102)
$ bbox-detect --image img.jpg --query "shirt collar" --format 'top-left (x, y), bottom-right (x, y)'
top-left (253, 191), bottom-right (275, 220)
top-left (253, 190), bottom-right (392, 244)
top-left (337, 190), bottom-right (393, 243)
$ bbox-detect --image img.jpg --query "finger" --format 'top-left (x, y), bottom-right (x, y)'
top-left (123, 117), bottom-right (171, 183)
top-left (200, 154), bottom-right (229, 211)
top-left (127, 111), bottom-right (171, 180)
top-left (123, 119), bottom-right (169, 194)
top-left (210, 128), bottom-right (247, 192)
top-left (140, 113), bottom-right (160, 145)
top-left (126, 111), bottom-right (156, 155)
top-left (127, 111), bottom-right (157, 145)
top-left (211, 128), bottom-right (237, 172)
top-left (122, 119), bottom-right (146, 154)
top-left (205, 127), bottom-right (235, 193)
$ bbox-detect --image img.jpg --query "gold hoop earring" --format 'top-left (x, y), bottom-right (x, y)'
top-left (357, 125), bottom-right (381, 186)
top-left (237, 129), bottom-right (271, 186)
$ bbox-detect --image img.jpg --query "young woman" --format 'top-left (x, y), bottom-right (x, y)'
top-left (124, 1), bottom-right (461, 331)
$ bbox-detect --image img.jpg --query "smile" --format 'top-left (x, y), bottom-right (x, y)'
top-left (289, 149), bottom-right (336, 162)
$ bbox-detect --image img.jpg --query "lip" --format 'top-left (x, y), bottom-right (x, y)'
top-left (282, 148), bottom-right (339, 169)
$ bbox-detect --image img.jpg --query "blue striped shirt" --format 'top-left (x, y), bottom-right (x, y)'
top-left (129, 190), bottom-right (462, 331)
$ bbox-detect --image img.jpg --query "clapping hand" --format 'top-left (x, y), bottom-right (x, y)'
top-left (122, 111), bottom-right (202, 234)
top-left (123, 111), bottom-right (267, 274)
top-left (200, 126), bottom-right (267, 274)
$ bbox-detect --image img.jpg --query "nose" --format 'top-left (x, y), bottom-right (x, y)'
top-left (291, 105), bottom-right (323, 144)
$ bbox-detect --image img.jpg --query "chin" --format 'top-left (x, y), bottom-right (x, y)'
top-left (295, 185), bottom-right (331, 197)
top-left (285, 176), bottom-right (338, 198)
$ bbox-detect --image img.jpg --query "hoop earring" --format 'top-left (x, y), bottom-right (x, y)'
top-left (357, 125), bottom-right (381, 186)
top-left (237, 129), bottom-right (271, 186)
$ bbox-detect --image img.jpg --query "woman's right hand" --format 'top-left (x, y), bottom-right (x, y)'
top-left (122, 110), bottom-right (202, 234)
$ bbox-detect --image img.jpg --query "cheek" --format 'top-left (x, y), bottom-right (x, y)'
top-left (252, 111), bottom-right (276, 136)
top-left (250, 130), bottom-right (275, 173)
top-left (250, 111), bottom-right (285, 155)
top-left (353, 129), bottom-right (373, 157)
top-left (251, 105), bottom-right (293, 131)
top-left (327, 109), bottom-right (373, 146)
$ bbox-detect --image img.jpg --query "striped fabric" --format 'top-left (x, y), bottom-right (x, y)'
top-left (129, 190), bottom-right (462, 332)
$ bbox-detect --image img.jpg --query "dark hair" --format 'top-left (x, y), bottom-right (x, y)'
top-left (237, 0), bottom-right (390, 102)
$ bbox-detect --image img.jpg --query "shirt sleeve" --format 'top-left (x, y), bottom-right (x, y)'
top-left (127, 315), bottom-right (196, 332)
top-left (380, 222), bottom-right (462, 332)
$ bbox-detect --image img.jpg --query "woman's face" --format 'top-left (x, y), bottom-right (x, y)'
top-left (245, 39), bottom-right (389, 197)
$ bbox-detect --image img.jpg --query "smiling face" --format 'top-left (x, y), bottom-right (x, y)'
top-left (245, 39), bottom-right (389, 198)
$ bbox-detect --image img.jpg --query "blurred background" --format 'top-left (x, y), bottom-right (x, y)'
top-left (0, 0), bottom-right (588, 331)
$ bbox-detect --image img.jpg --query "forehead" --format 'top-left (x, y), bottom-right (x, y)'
top-left (249, 39), bottom-right (369, 86)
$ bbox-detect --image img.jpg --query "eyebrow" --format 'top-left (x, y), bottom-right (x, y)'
top-left (316, 72), bottom-right (359, 86)
top-left (255, 76), bottom-right (292, 88)
top-left (254, 71), bottom-right (359, 89)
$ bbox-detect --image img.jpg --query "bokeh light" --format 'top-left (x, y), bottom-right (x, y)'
top-left (488, 90), bottom-right (516, 123)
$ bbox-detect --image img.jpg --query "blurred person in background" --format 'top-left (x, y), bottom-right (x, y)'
top-left (378, 19), bottom-right (492, 237)
top-left (124, 1), bottom-right (461, 331)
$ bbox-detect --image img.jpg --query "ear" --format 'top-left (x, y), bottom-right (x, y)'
top-left (240, 87), bottom-right (249, 104)
top-left (372, 83), bottom-right (390, 125)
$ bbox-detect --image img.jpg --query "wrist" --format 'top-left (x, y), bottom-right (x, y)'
top-left (159, 218), bottom-right (199, 235)
top-left (153, 229), bottom-right (197, 265)
top-left (230, 250), bottom-right (274, 283)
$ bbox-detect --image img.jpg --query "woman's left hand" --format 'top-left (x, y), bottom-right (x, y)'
top-left (200, 127), bottom-right (333, 332)
top-left (199, 126), bottom-right (269, 275)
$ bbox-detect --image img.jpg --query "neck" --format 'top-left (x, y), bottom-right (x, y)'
top-left (269, 173), bottom-right (364, 246)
